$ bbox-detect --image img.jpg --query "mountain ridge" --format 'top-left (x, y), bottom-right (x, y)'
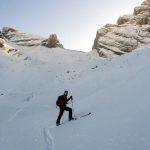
top-left (0, 27), bottom-right (63, 48)
top-left (92, 0), bottom-right (150, 57)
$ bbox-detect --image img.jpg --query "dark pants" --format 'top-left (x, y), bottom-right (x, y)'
top-left (56, 105), bottom-right (73, 124)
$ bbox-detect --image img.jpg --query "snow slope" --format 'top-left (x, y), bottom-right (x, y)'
top-left (0, 46), bottom-right (150, 150)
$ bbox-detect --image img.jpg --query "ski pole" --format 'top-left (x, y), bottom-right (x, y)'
top-left (71, 98), bottom-right (75, 118)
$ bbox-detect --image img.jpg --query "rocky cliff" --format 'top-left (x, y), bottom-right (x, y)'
top-left (1, 27), bottom-right (63, 48)
top-left (93, 0), bottom-right (150, 57)
top-left (0, 37), bottom-right (20, 55)
top-left (41, 34), bottom-right (63, 48)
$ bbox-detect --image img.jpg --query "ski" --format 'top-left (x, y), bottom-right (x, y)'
top-left (57, 112), bottom-right (92, 126)
top-left (75, 112), bottom-right (91, 119)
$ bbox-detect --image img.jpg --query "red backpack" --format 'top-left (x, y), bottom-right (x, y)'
top-left (56, 95), bottom-right (65, 106)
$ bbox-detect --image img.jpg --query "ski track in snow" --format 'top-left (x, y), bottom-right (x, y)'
top-left (7, 108), bottom-right (23, 122)
top-left (43, 127), bottom-right (54, 150)
top-left (1, 45), bottom-right (150, 150)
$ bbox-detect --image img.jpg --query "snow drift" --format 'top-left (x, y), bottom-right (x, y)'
top-left (0, 44), bottom-right (150, 150)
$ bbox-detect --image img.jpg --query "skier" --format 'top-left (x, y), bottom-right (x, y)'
top-left (56, 90), bottom-right (74, 126)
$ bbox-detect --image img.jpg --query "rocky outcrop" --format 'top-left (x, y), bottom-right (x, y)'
top-left (0, 37), bottom-right (17, 53)
top-left (0, 31), bottom-right (4, 39)
top-left (2, 27), bottom-right (44, 46)
top-left (0, 37), bottom-right (28, 58)
top-left (0, 38), bottom-right (5, 47)
top-left (93, 0), bottom-right (150, 57)
top-left (41, 34), bottom-right (63, 48)
top-left (2, 27), bottom-right (64, 48)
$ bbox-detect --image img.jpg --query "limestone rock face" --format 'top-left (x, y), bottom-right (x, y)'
top-left (0, 37), bottom-right (16, 53)
top-left (2, 27), bottom-right (44, 46)
top-left (0, 31), bottom-right (4, 39)
top-left (2, 27), bottom-right (18, 35)
top-left (117, 15), bottom-right (134, 25)
top-left (2, 27), bottom-right (64, 48)
top-left (142, 0), bottom-right (150, 6)
top-left (0, 38), bottom-right (5, 47)
top-left (41, 34), bottom-right (63, 48)
top-left (93, 0), bottom-right (150, 57)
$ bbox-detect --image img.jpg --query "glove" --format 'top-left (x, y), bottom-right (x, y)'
top-left (70, 96), bottom-right (73, 100)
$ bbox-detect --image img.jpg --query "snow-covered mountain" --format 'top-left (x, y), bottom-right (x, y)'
top-left (0, 1), bottom-right (150, 150)
top-left (0, 40), bottom-right (150, 150)
top-left (93, 0), bottom-right (150, 57)
top-left (1, 27), bottom-right (63, 48)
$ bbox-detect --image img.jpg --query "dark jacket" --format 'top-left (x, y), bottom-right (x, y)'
top-left (56, 95), bottom-right (72, 106)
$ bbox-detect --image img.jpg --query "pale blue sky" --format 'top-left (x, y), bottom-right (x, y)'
top-left (0, 0), bottom-right (143, 51)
